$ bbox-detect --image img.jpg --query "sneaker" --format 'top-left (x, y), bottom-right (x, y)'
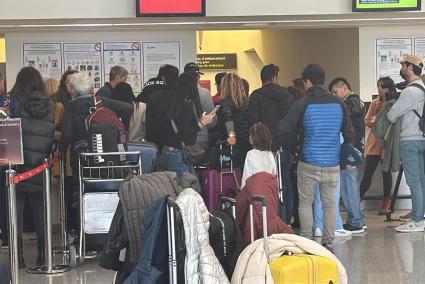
top-left (399, 211), bottom-right (412, 222)
top-left (335, 229), bottom-right (352, 237)
top-left (395, 220), bottom-right (424, 233)
top-left (343, 224), bottom-right (365, 234)
top-left (362, 224), bottom-right (367, 230)
top-left (322, 242), bottom-right (334, 253)
top-left (313, 228), bottom-right (323, 237)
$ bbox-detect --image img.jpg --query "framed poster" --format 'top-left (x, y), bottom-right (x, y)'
top-left (23, 43), bottom-right (63, 80)
top-left (103, 42), bottom-right (142, 93)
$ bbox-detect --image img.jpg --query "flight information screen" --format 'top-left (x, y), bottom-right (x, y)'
top-left (136, 0), bottom-right (205, 16)
top-left (353, 0), bottom-right (421, 11)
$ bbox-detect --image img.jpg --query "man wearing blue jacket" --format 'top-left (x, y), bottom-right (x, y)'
top-left (278, 64), bottom-right (355, 251)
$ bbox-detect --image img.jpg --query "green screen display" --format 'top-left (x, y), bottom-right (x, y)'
top-left (353, 0), bottom-right (421, 11)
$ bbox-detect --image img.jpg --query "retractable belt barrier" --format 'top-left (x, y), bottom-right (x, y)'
top-left (8, 154), bottom-right (59, 184)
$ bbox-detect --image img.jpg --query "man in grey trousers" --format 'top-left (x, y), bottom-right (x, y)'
top-left (278, 64), bottom-right (355, 252)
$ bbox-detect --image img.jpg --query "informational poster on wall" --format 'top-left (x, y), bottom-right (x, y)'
top-left (414, 38), bottom-right (425, 71)
top-left (142, 41), bottom-right (181, 84)
top-left (376, 38), bottom-right (413, 83)
top-left (63, 43), bottom-right (103, 91)
top-left (103, 42), bottom-right (143, 93)
top-left (23, 43), bottom-right (63, 80)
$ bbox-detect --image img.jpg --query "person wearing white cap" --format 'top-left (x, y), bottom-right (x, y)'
top-left (387, 54), bottom-right (425, 232)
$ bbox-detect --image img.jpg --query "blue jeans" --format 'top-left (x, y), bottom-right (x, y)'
top-left (280, 150), bottom-right (294, 224)
top-left (313, 180), bottom-right (343, 230)
top-left (159, 146), bottom-right (201, 193)
top-left (400, 140), bottom-right (425, 222)
top-left (340, 168), bottom-right (363, 227)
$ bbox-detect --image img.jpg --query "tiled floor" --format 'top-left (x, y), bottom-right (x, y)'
top-left (2, 210), bottom-right (425, 284)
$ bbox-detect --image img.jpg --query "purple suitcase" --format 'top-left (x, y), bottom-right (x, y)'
top-left (201, 168), bottom-right (242, 212)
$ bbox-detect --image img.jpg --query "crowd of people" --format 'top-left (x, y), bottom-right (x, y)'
top-left (0, 53), bottom-right (424, 264)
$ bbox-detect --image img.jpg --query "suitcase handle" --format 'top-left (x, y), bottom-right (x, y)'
top-left (219, 196), bottom-right (237, 219)
top-left (248, 195), bottom-right (270, 262)
top-left (276, 152), bottom-right (284, 203)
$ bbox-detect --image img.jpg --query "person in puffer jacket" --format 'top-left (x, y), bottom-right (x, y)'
top-left (218, 73), bottom-right (251, 168)
top-left (9, 67), bottom-right (55, 268)
top-left (278, 64), bottom-right (355, 252)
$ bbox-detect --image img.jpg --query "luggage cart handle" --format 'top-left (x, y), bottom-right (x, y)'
top-left (220, 196), bottom-right (236, 206)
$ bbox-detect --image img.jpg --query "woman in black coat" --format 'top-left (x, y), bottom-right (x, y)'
top-left (9, 67), bottom-right (55, 267)
top-left (218, 73), bottom-right (251, 168)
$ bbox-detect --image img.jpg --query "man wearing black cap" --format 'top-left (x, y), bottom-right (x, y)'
top-left (184, 62), bottom-right (216, 150)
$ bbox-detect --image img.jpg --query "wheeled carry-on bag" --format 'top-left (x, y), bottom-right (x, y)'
top-left (209, 196), bottom-right (243, 279)
top-left (201, 146), bottom-right (241, 212)
top-left (248, 195), bottom-right (339, 284)
top-left (127, 142), bottom-right (158, 174)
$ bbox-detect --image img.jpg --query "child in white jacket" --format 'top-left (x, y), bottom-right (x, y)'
top-left (241, 123), bottom-right (276, 188)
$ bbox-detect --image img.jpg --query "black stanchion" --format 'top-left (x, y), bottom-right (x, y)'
top-left (6, 165), bottom-right (19, 284)
top-left (27, 158), bottom-right (71, 274)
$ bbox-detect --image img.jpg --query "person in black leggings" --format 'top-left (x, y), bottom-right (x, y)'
top-left (360, 77), bottom-right (395, 214)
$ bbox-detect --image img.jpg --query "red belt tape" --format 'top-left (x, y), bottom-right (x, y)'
top-left (9, 155), bottom-right (60, 184)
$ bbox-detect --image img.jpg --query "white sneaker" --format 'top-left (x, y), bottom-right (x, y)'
top-left (335, 229), bottom-right (352, 237)
top-left (313, 228), bottom-right (323, 237)
top-left (395, 220), bottom-right (424, 233)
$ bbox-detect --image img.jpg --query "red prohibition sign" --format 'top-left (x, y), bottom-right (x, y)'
top-left (94, 43), bottom-right (101, 52)
top-left (132, 42), bottom-right (141, 50)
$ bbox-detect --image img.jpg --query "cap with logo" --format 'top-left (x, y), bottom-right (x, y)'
top-left (184, 62), bottom-right (204, 75)
top-left (398, 54), bottom-right (424, 69)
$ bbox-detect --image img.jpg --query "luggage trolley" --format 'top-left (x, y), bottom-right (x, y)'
top-left (77, 151), bottom-right (142, 263)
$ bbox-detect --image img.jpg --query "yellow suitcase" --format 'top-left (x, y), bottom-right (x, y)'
top-left (248, 195), bottom-right (339, 284)
top-left (269, 253), bottom-right (339, 284)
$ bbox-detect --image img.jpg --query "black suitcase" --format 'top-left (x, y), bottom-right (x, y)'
top-left (209, 196), bottom-right (243, 279)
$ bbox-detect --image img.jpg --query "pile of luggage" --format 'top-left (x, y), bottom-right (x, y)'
top-left (99, 149), bottom-right (347, 284)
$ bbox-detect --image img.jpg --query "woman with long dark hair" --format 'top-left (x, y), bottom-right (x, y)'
top-left (57, 69), bottom-right (78, 105)
top-left (158, 72), bottom-right (214, 192)
top-left (9, 67), bottom-right (55, 267)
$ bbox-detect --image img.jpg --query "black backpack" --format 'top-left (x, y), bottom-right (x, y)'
top-left (208, 210), bottom-right (243, 279)
top-left (409, 83), bottom-right (425, 137)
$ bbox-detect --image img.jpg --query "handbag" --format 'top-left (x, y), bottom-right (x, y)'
top-left (170, 118), bottom-right (208, 166)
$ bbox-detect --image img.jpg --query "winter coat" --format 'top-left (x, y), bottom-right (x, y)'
top-left (372, 100), bottom-right (402, 172)
top-left (278, 85), bottom-right (355, 167)
top-left (236, 172), bottom-right (293, 247)
top-left (123, 196), bottom-right (186, 284)
top-left (231, 233), bottom-right (348, 284)
top-left (175, 188), bottom-right (229, 284)
top-left (100, 171), bottom-right (197, 268)
top-left (247, 83), bottom-right (294, 151)
top-left (95, 82), bottom-right (113, 98)
top-left (11, 92), bottom-right (55, 193)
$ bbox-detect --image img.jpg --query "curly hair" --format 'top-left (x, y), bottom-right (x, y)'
top-left (220, 73), bottom-right (248, 109)
top-left (249, 123), bottom-right (272, 151)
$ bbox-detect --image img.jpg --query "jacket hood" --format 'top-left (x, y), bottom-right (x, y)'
top-left (306, 85), bottom-right (329, 97)
top-left (67, 96), bottom-right (94, 115)
top-left (23, 91), bottom-right (52, 119)
top-left (255, 84), bottom-right (290, 101)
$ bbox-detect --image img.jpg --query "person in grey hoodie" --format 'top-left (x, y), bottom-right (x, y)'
top-left (387, 54), bottom-right (425, 233)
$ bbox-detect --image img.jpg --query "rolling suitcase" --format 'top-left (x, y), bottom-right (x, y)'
top-left (276, 152), bottom-right (287, 223)
top-left (201, 146), bottom-right (241, 212)
top-left (127, 142), bottom-right (158, 174)
top-left (209, 196), bottom-right (243, 279)
top-left (249, 195), bottom-right (339, 284)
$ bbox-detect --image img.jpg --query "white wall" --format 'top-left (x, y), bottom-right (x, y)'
top-left (359, 25), bottom-right (425, 101)
top-left (0, 0), bottom-right (353, 20)
top-left (5, 30), bottom-right (196, 89)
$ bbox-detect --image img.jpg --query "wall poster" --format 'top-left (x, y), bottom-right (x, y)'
top-left (103, 42), bottom-right (142, 93)
top-left (23, 43), bottom-right (63, 80)
top-left (376, 38), bottom-right (413, 83)
top-left (63, 43), bottom-right (103, 91)
top-left (142, 41), bottom-right (181, 84)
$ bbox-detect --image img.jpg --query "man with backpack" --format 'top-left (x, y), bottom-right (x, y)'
top-left (329, 77), bottom-right (365, 234)
top-left (387, 54), bottom-right (425, 233)
top-left (247, 64), bottom-right (294, 223)
top-left (278, 64), bottom-right (355, 251)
